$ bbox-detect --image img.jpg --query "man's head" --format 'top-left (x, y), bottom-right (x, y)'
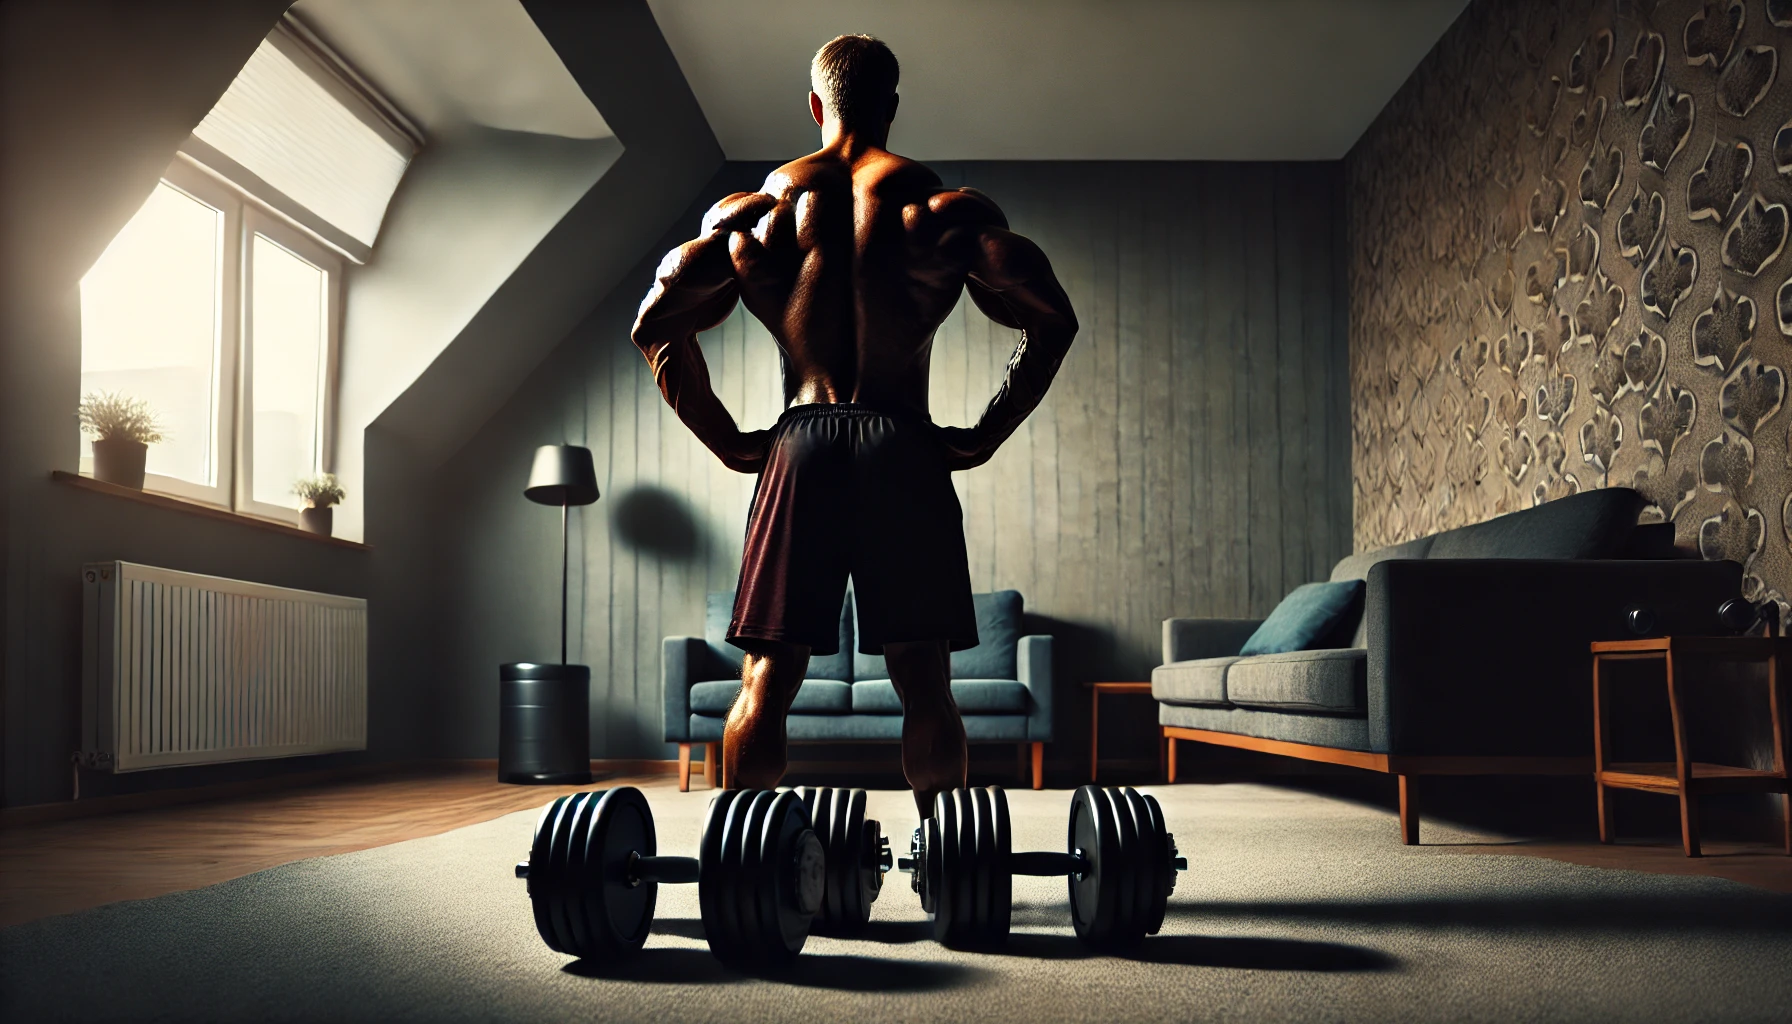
top-left (809, 34), bottom-right (899, 131)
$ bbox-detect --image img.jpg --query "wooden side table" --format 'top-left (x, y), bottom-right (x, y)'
top-left (1590, 637), bottom-right (1791, 857)
top-left (1086, 682), bottom-right (1162, 782)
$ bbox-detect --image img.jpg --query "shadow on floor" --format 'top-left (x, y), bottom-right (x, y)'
top-left (595, 920), bottom-right (984, 991)
top-left (1167, 892), bottom-right (1792, 932)
top-left (994, 932), bottom-right (1400, 972)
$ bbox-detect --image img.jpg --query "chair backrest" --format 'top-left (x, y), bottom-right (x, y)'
top-left (853, 589), bottom-right (1024, 680)
top-left (703, 591), bottom-right (855, 680)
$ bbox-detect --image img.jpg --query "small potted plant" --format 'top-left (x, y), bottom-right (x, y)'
top-left (293, 473), bottom-right (345, 536)
top-left (78, 391), bottom-right (163, 489)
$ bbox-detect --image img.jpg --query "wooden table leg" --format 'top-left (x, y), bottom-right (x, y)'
top-left (1593, 653), bottom-right (1614, 843)
top-left (1665, 649), bottom-right (1702, 857)
top-left (1090, 689), bottom-right (1101, 783)
top-left (1398, 774), bottom-right (1420, 846)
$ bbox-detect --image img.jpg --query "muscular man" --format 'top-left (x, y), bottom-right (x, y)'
top-left (631, 35), bottom-right (1077, 816)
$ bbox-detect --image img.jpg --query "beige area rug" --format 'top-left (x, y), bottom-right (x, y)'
top-left (3, 782), bottom-right (1790, 1022)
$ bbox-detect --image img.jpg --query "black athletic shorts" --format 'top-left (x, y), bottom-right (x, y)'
top-left (728, 403), bottom-right (978, 656)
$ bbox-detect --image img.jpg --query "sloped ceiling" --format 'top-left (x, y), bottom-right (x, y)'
top-left (648, 0), bottom-right (1469, 161)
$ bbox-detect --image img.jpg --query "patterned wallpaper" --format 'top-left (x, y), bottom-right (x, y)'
top-left (1349, 0), bottom-right (1792, 616)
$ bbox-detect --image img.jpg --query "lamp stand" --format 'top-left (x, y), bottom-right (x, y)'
top-left (560, 500), bottom-right (569, 666)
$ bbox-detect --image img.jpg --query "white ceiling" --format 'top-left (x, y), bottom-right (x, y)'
top-left (647, 0), bottom-right (1467, 161)
top-left (292, 0), bottom-right (612, 140)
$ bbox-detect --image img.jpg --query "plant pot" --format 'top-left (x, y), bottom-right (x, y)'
top-left (91, 438), bottom-right (148, 489)
top-left (299, 506), bottom-right (334, 536)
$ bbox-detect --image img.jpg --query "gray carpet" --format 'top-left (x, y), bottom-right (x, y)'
top-left (4, 782), bottom-right (1791, 1023)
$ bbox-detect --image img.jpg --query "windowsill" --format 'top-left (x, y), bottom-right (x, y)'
top-left (52, 471), bottom-right (369, 551)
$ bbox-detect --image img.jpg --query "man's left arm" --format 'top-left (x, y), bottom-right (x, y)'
top-left (631, 193), bottom-right (777, 473)
top-left (935, 196), bottom-right (1079, 470)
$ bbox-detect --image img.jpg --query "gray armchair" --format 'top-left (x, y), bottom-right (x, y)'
top-left (663, 589), bottom-right (1054, 790)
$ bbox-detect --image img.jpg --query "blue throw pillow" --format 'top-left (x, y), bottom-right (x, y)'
top-left (1238, 580), bottom-right (1365, 656)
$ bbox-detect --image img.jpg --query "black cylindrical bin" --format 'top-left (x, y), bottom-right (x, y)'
top-left (498, 663), bottom-right (592, 784)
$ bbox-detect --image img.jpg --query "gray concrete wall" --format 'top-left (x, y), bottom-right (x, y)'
top-left (428, 160), bottom-right (1353, 774)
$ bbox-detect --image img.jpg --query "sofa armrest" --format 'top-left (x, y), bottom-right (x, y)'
top-left (1162, 618), bottom-right (1262, 663)
top-left (1017, 634), bottom-right (1054, 743)
top-left (662, 636), bottom-right (709, 742)
top-left (1365, 558), bottom-right (1743, 757)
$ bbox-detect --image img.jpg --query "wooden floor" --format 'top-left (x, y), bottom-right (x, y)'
top-left (2, 766), bottom-right (1788, 930)
top-left (0, 765), bottom-right (685, 929)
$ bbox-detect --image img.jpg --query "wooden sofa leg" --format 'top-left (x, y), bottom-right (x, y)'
top-left (1031, 742), bottom-right (1044, 790)
top-left (1166, 732), bottom-right (1178, 784)
top-left (1398, 774), bottom-right (1419, 845)
top-left (703, 742), bottom-right (718, 788)
top-left (678, 744), bottom-right (692, 792)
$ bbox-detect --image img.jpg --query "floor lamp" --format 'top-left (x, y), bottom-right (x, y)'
top-left (498, 444), bottom-right (599, 784)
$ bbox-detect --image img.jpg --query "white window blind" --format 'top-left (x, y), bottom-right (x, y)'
top-left (192, 34), bottom-right (413, 252)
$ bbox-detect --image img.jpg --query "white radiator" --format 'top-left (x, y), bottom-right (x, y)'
top-left (80, 561), bottom-right (367, 772)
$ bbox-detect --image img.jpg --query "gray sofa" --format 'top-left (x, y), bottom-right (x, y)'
top-left (663, 589), bottom-right (1053, 790)
top-left (1153, 488), bottom-right (1743, 842)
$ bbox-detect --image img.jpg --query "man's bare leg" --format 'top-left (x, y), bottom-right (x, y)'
top-left (725, 642), bottom-right (810, 789)
top-left (885, 639), bottom-right (966, 818)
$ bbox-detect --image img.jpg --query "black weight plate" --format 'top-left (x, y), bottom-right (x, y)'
top-left (944, 790), bottom-right (977, 946)
top-left (929, 791), bottom-right (958, 943)
top-left (817, 788), bottom-right (847, 930)
top-left (546, 792), bottom-right (589, 955)
top-left (850, 788), bottom-right (881, 910)
top-left (1117, 788), bottom-right (1160, 943)
top-left (697, 790), bottom-right (740, 961)
top-left (726, 790), bottom-right (772, 963)
top-left (766, 790), bottom-right (821, 961)
top-left (559, 791), bottom-right (604, 956)
top-left (527, 795), bottom-right (571, 953)
top-left (585, 786), bottom-right (657, 958)
top-left (1102, 788), bottom-right (1142, 948)
top-left (919, 817), bottom-right (940, 915)
top-left (989, 786), bottom-right (1012, 943)
top-left (1067, 785), bottom-right (1122, 945)
top-left (1132, 789), bottom-right (1172, 935)
top-left (836, 789), bottom-right (865, 928)
top-left (969, 787), bottom-right (996, 945)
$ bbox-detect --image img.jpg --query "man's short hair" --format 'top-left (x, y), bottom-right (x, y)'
top-left (810, 35), bottom-right (899, 126)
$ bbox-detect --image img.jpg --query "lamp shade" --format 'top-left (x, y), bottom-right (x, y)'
top-left (524, 444), bottom-right (599, 506)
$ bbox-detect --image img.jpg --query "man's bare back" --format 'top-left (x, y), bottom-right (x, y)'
top-left (630, 35), bottom-right (1076, 813)
top-left (633, 143), bottom-right (1075, 474)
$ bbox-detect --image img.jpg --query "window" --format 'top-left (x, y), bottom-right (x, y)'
top-left (78, 18), bottom-right (418, 524)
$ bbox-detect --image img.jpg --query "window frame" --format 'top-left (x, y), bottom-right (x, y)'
top-left (79, 160), bottom-right (343, 526)
top-left (235, 205), bottom-right (343, 526)
top-left (78, 160), bottom-right (241, 508)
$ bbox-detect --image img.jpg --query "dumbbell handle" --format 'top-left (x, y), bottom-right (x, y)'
top-left (630, 853), bottom-right (700, 885)
top-left (1011, 851), bottom-right (1089, 877)
top-left (513, 852), bottom-right (700, 885)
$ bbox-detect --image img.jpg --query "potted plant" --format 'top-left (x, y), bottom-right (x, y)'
top-left (293, 473), bottom-right (345, 536)
top-left (78, 391), bottom-right (163, 489)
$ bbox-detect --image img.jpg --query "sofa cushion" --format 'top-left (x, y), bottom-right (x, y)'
top-left (708, 591), bottom-right (854, 678)
top-left (690, 679), bottom-right (852, 716)
top-left (1425, 487), bottom-right (1644, 559)
top-left (851, 679), bottom-right (1029, 715)
top-left (854, 590), bottom-right (1021, 680)
top-left (1150, 657), bottom-right (1240, 707)
top-left (1238, 580), bottom-right (1365, 655)
top-left (1225, 649), bottom-right (1367, 715)
top-left (1329, 535), bottom-right (1435, 583)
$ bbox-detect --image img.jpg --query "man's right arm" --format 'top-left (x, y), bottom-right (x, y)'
top-left (631, 192), bottom-right (778, 473)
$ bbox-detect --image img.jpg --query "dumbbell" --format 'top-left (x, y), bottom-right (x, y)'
top-left (899, 784), bottom-right (1187, 949)
top-left (791, 787), bottom-right (893, 934)
top-left (514, 786), bottom-right (826, 967)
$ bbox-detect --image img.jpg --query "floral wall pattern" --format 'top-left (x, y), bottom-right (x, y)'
top-left (1349, 0), bottom-right (1792, 617)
